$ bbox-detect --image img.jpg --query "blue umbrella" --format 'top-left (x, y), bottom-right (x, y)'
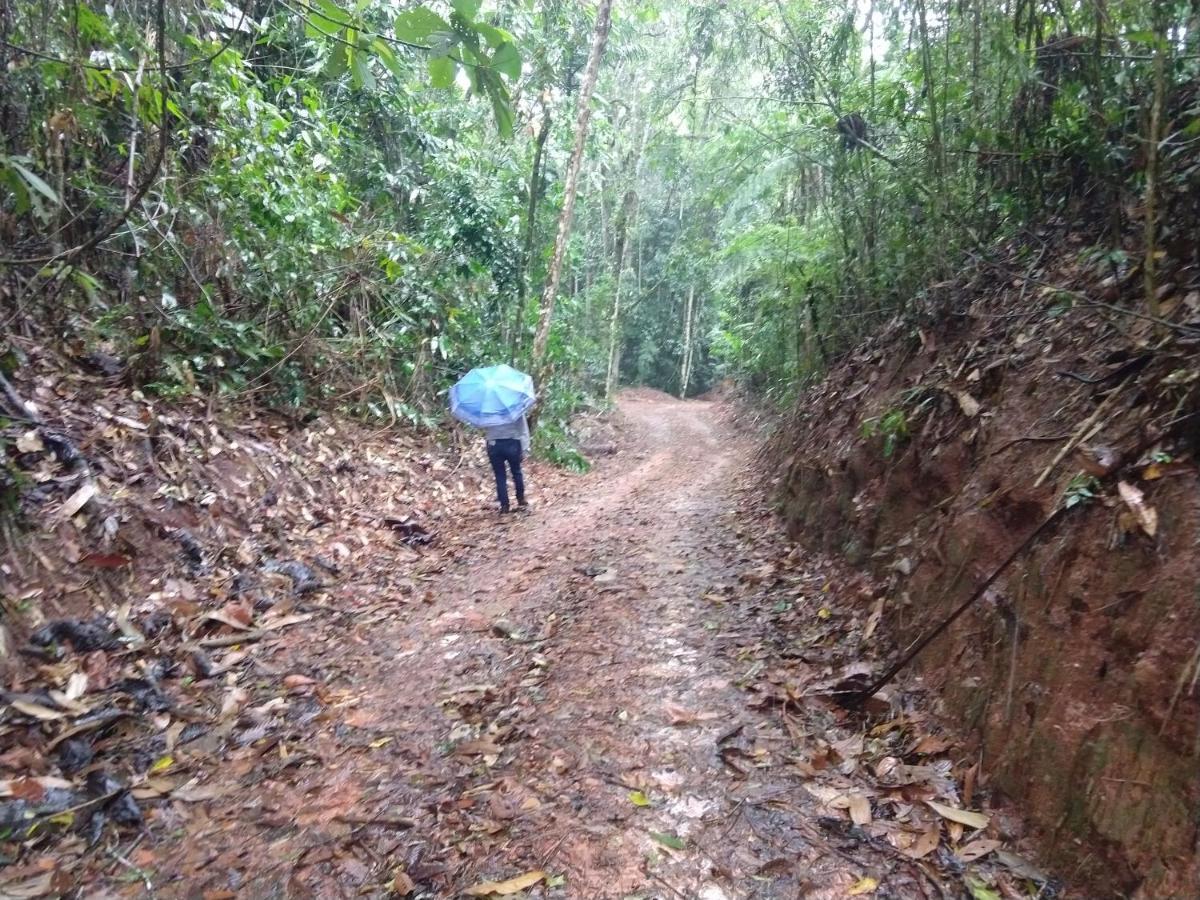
top-left (449, 364), bottom-right (536, 428)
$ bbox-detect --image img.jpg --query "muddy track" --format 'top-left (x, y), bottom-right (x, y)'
top-left (98, 393), bottom-right (994, 899)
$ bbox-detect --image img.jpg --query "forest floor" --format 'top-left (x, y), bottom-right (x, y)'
top-left (4, 391), bottom-right (1047, 899)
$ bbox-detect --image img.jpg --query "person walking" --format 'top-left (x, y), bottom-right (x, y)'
top-left (484, 414), bottom-right (529, 514)
top-left (448, 364), bottom-right (537, 516)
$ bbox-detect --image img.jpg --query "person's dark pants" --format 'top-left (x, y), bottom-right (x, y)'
top-left (487, 438), bottom-right (525, 512)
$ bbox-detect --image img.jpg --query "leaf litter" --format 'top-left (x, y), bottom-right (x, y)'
top-left (0, 375), bottom-right (1050, 897)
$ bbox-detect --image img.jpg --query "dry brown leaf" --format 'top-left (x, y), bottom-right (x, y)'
top-left (391, 869), bottom-right (416, 895)
top-left (464, 870), bottom-right (545, 896)
top-left (848, 794), bottom-right (872, 826)
top-left (900, 827), bottom-right (940, 859)
top-left (862, 597), bottom-right (885, 642)
top-left (955, 392), bottom-right (980, 418)
top-left (172, 783), bottom-right (223, 802)
top-left (1117, 481), bottom-right (1158, 537)
top-left (912, 734), bottom-right (953, 755)
top-left (60, 482), bottom-right (98, 518)
top-left (927, 800), bottom-right (989, 829)
top-left (9, 699), bottom-right (67, 721)
top-left (957, 839), bottom-right (1003, 862)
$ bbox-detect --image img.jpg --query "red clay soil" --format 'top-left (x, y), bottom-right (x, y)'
top-left (3, 390), bottom-right (1052, 898)
top-left (772, 233), bottom-right (1200, 897)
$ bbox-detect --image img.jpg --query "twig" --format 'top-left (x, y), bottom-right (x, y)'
top-left (190, 630), bottom-right (266, 649)
top-left (987, 434), bottom-right (1071, 458)
top-left (850, 506), bottom-right (1069, 704)
top-left (1032, 374), bottom-right (1133, 488)
top-left (333, 812), bottom-right (416, 829)
top-left (1162, 638), bottom-right (1200, 736)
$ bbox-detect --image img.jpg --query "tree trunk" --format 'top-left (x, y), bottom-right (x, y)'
top-left (530, 0), bottom-right (614, 371)
top-left (510, 100), bottom-right (552, 359)
top-left (678, 284), bottom-right (695, 399)
top-left (605, 189), bottom-right (637, 399)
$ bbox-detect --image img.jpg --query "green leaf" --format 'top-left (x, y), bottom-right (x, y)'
top-left (474, 23), bottom-right (514, 49)
top-left (451, 0), bottom-right (482, 20)
top-left (649, 831), bottom-right (686, 851)
top-left (965, 877), bottom-right (1002, 900)
top-left (394, 7), bottom-right (450, 44)
top-left (304, 0), bottom-right (349, 39)
top-left (324, 42), bottom-right (349, 77)
top-left (371, 39), bottom-right (405, 80)
top-left (628, 790), bottom-right (650, 807)
top-left (0, 167), bottom-right (31, 216)
top-left (8, 160), bottom-right (59, 204)
top-left (428, 55), bottom-right (456, 89)
top-left (350, 50), bottom-right (375, 90)
top-left (489, 42), bottom-right (521, 80)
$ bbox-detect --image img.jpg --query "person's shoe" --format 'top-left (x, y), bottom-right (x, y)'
top-left (516, 501), bottom-right (530, 514)
top-left (499, 506), bottom-right (511, 515)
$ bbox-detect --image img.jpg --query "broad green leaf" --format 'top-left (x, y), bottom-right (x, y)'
top-left (312, 0), bottom-right (350, 28)
top-left (9, 160), bottom-right (59, 204)
top-left (324, 42), bottom-right (349, 77)
top-left (649, 831), bottom-right (686, 851)
top-left (628, 790), bottom-right (650, 807)
top-left (474, 23), bottom-right (513, 48)
top-left (394, 7), bottom-right (450, 44)
top-left (451, 0), bottom-right (482, 20)
top-left (428, 56), bottom-right (456, 89)
top-left (371, 39), bottom-right (405, 80)
top-left (1, 168), bottom-right (31, 216)
top-left (351, 52), bottom-right (375, 90)
top-left (489, 42), bottom-right (521, 80)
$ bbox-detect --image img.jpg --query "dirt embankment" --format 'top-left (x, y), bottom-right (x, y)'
top-left (772, 232), bottom-right (1200, 897)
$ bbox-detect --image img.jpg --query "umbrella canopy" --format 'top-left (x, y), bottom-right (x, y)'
top-left (449, 364), bottom-right (536, 428)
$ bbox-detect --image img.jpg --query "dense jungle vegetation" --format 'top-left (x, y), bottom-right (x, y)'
top-left (2, 0), bottom-right (1198, 456)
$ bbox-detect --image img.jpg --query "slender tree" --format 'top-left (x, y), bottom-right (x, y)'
top-left (531, 0), bottom-right (615, 372)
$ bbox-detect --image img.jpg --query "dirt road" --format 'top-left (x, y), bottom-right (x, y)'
top-left (103, 393), bottom-right (1011, 898)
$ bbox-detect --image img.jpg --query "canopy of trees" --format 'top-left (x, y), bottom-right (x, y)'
top-left (2, 0), bottom-right (1197, 440)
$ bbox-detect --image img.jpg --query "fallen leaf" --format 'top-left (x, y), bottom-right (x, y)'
top-left (900, 827), bottom-right (940, 859)
top-left (16, 430), bottom-right (44, 454)
top-left (862, 597), bottom-right (885, 641)
top-left (927, 800), bottom-right (989, 830)
top-left (958, 839), bottom-right (1003, 863)
top-left (848, 876), bottom-right (878, 895)
top-left (1117, 481), bottom-right (1158, 537)
top-left (649, 831), bottom-right (686, 851)
top-left (628, 790), bottom-right (650, 807)
top-left (848, 794), bottom-right (872, 826)
top-left (955, 391), bottom-right (980, 417)
top-left (283, 674), bottom-right (317, 689)
top-left (455, 738), bottom-right (502, 757)
top-left (464, 870), bottom-right (545, 896)
top-left (965, 877), bottom-right (1002, 900)
top-left (205, 601), bottom-right (254, 631)
top-left (391, 869), bottom-right (415, 895)
top-left (81, 552), bottom-right (132, 569)
top-left (149, 754), bottom-right (174, 774)
top-left (171, 784), bottom-right (223, 802)
top-left (663, 702), bottom-right (699, 725)
top-left (994, 850), bottom-right (1050, 883)
top-left (369, 736), bottom-right (393, 750)
top-left (8, 699), bottom-right (67, 721)
top-left (912, 734), bottom-right (953, 755)
top-left (0, 872), bottom-right (54, 898)
top-left (61, 482), bottom-right (98, 518)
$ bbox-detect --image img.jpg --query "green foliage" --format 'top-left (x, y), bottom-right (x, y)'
top-left (861, 408), bottom-right (910, 459)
